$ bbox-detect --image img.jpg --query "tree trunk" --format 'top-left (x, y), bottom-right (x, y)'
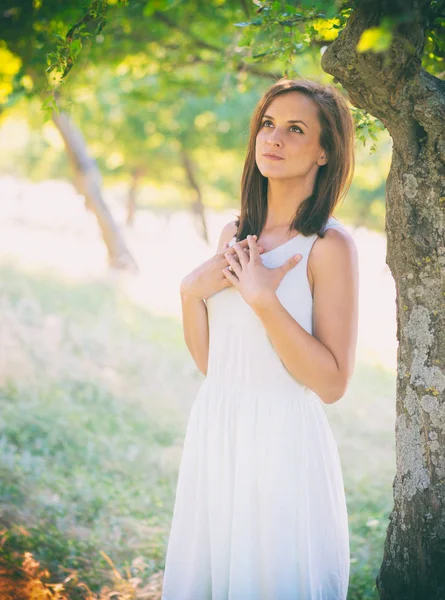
top-left (181, 146), bottom-right (209, 244)
top-left (321, 1), bottom-right (445, 598)
top-left (127, 167), bottom-right (144, 227)
top-left (52, 111), bottom-right (138, 272)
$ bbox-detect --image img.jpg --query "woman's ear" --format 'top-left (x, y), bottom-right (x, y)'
top-left (318, 151), bottom-right (328, 166)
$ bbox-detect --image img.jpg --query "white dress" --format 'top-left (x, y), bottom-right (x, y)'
top-left (161, 216), bottom-right (350, 600)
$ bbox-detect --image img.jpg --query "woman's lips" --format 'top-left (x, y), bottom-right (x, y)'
top-left (263, 154), bottom-right (284, 160)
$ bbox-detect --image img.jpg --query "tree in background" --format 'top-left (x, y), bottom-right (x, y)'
top-left (0, 0), bottom-right (140, 269)
top-left (0, 1), bottom-right (387, 246)
top-left (1, 0), bottom-right (277, 262)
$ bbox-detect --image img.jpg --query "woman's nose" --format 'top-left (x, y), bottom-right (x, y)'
top-left (268, 131), bottom-right (282, 145)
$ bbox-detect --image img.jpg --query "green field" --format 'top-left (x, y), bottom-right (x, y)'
top-left (0, 261), bottom-right (395, 599)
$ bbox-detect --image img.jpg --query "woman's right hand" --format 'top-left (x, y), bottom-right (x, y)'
top-left (180, 236), bottom-right (264, 301)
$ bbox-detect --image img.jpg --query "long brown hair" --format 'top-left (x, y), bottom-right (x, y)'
top-left (234, 78), bottom-right (355, 241)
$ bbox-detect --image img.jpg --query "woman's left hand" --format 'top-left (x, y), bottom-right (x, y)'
top-left (222, 235), bottom-right (302, 310)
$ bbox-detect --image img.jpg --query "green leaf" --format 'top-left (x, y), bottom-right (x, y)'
top-left (42, 107), bottom-right (53, 122)
top-left (357, 26), bottom-right (393, 53)
top-left (41, 96), bottom-right (54, 109)
top-left (71, 39), bottom-right (82, 58)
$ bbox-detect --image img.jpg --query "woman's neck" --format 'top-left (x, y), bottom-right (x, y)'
top-left (265, 175), bottom-right (315, 229)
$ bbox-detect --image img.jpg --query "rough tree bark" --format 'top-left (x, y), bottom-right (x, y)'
top-left (52, 111), bottom-right (138, 272)
top-left (321, 1), bottom-right (445, 598)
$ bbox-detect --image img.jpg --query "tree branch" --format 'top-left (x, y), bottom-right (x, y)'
top-left (321, 1), bottom-right (432, 121)
top-left (153, 11), bottom-right (224, 53)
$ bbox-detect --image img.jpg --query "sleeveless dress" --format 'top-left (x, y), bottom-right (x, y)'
top-left (161, 216), bottom-right (350, 600)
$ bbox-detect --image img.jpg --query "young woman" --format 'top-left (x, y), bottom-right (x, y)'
top-left (162, 78), bottom-right (359, 600)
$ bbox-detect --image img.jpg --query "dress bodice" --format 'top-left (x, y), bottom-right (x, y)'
top-left (205, 216), bottom-right (345, 394)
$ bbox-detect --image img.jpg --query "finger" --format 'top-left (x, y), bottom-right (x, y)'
top-left (226, 238), bottom-right (251, 252)
top-left (225, 251), bottom-right (242, 276)
top-left (235, 236), bottom-right (258, 251)
top-left (223, 241), bottom-right (264, 256)
top-left (282, 253), bottom-right (302, 274)
top-left (247, 234), bottom-right (261, 260)
top-left (231, 242), bottom-right (248, 268)
top-left (239, 237), bottom-right (253, 246)
top-left (242, 235), bottom-right (264, 254)
top-left (230, 235), bottom-right (258, 245)
top-left (222, 266), bottom-right (239, 286)
top-left (241, 234), bottom-right (258, 247)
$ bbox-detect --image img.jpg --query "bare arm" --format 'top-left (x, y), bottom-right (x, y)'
top-left (251, 228), bottom-right (359, 404)
top-left (180, 221), bottom-right (238, 376)
top-left (179, 289), bottom-right (209, 377)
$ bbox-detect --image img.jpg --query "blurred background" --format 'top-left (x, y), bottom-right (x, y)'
top-left (0, 2), bottom-right (396, 599)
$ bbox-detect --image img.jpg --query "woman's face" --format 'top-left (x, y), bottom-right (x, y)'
top-left (255, 91), bottom-right (327, 179)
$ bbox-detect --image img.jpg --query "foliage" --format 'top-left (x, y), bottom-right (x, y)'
top-left (0, 537), bottom-right (70, 600)
top-left (231, 0), bottom-right (444, 147)
top-left (351, 106), bottom-right (386, 154)
top-left (1, 0), bottom-right (443, 145)
top-left (0, 0), bottom-right (402, 207)
top-left (235, 0), bottom-right (444, 75)
top-left (46, 0), bottom-right (111, 80)
top-left (0, 525), bottom-right (164, 599)
top-left (0, 0), bottom-right (394, 224)
top-left (0, 0), bottom-right (384, 148)
top-left (0, 0), bottom-right (125, 119)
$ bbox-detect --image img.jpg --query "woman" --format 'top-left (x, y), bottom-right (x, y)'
top-left (162, 78), bottom-right (359, 600)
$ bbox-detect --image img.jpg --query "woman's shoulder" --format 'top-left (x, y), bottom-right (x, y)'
top-left (310, 217), bottom-right (358, 279)
top-left (316, 217), bottom-right (357, 261)
top-left (216, 220), bottom-right (238, 253)
top-left (222, 220), bottom-right (238, 241)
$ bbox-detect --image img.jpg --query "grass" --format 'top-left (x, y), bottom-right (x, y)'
top-left (0, 261), bottom-right (396, 599)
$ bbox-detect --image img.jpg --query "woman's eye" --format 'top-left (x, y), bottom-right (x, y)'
top-left (262, 120), bottom-right (302, 133)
